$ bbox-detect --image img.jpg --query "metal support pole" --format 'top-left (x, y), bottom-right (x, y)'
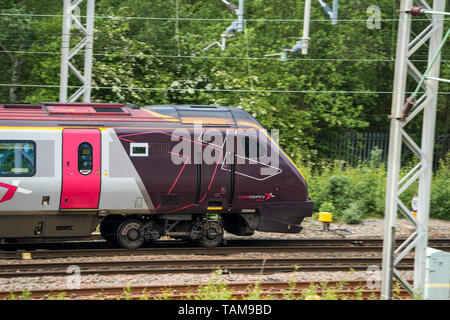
top-left (83, 0), bottom-right (95, 103)
top-left (301, 0), bottom-right (312, 55)
top-left (332, 0), bottom-right (338, 24)
top-left (381, 0), bottom-right (413, 299)
top-left (381, 0), bottom-right (446, 300)
top-left (237, 0), bottom-right (245, 32)
top-left (415, 0), bottom-right (445, 294)
top-left (205, 0), bottom-right (244, 51)
top-left (59, 0), bottom-right (95, 103)
top-left (59, 0), bottom-right (71, 103)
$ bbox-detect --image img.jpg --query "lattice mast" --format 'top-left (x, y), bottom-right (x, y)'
top-left (381, 0), bottom-right (447, 299)
top-left (60, 0), bottom-right (95, 103)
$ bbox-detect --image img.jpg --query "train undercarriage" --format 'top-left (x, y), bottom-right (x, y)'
top-left (0, 206), bottom-right (310, 249)
top-left (0, 213), bottom-right (255, 249)
top-left (99, 213), bottom-right (258, 249)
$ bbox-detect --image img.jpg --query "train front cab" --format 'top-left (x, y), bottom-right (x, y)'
top-left (221, 123), bottom-right (313, 237)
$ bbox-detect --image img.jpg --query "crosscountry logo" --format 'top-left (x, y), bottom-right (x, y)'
top-left (0, 180), bottom-right (32, 203)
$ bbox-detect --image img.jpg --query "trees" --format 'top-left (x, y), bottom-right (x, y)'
top-left (0, 0), bottom-right (32, 101)
top-left (0, 0), bottom-right (447, 163)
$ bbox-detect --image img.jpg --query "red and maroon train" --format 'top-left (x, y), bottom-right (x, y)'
top-left (0, 102), bottom-right (313, 248)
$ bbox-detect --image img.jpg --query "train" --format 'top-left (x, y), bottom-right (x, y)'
top-left (0, 102), bottom-right (313, 249)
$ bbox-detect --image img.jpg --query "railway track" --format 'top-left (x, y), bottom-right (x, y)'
top-left (0, 256), bottom-right (414, 277)
top-left (0, 280), bottom-right (410, 300)
top-left (0, 238), bottom-right (422, 300)
top-left (1, 238), bottom-right (449, 260)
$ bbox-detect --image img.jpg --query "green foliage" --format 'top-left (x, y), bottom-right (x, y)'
top-left (429, 158), bottom-right (450, 220)
top-left (300, 283), bottom-right (320, 300)
top-left (368, 147), bottom-right (383, 168)
top-left (44, 292), bottom-right (67, 300)
top-left (320, 175), bottom-right (352, 217)
top-left (392, 282), bottom-right (402, 300)
top-left (351, 165), bottom-right (386, 217)
top-left (244, 281), bottom-right (262, 300)
top-left (7, 290), bottom-right (32, 300)
top-left (0, 1), bottom-right (448, 218)
top-left (123, 282), bottom-right (132, 300)
top-left (305, 154), bottom-right (449, 221)
top-left (0, 2), bottom-right (32, 44)
top-left (354, 287), bottom-right (363, 300)
top-left (20, 290), bottom-right (32, 300)
top-left (194, 268), bottom-right (234, 300)
top-left (342, 202), bottom-right (365, 225)
top-left (1, 0), bottom-right (447, 162)
top-left (153, 288), bottom-right (173, 300)
top-left (318, 201), bottom-right (335, 213)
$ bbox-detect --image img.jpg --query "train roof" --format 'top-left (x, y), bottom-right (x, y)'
top-left (0, 102), bottom-right (263, 128)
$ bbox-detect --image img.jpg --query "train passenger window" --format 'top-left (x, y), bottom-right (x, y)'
top-left (0, 141), bottom-right (36, 176)
top-left (241, 136), bottom-right (266, 159)
top-left (78, 142), bottom-right (93, 175)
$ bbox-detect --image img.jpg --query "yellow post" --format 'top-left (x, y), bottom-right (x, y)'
top-left (17, 252), bottom-right (32, 260)
top-left (318, 212), bottom-right (333, 231)
top-left (318, 212), bottom-right (333, 222)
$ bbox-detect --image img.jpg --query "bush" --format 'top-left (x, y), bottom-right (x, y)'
top-left (368, 147), bottom-right (383, 168)
top-left (302, 155), bottom-right (449, 222)
top-left (319, 201), bottom-right (335, 213)
top-left (342, 202), bottom-right (366, 224)
top-left (430, 159), bottom-right (450, 220)
top-left (350, 166), bottom-right (386, 217)
top-left (322, 175), bottom-right (352, 217)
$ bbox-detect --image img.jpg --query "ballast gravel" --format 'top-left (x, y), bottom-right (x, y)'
top-left (0, 218), bottom-right (448, 295)
top-left (0, 270), bottom-right (415, 294)
top-left (226, 217), bottom-right (450, 240)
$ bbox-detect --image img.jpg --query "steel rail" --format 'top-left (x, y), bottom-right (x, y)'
top-left (0, 280), bottom-right (411, 300)
top-left (2, 244), bottom-right (450, 260)
top-left (1, 238), bottom-right (449, 260)
top-left (0, 257), bottom-right (415, 277)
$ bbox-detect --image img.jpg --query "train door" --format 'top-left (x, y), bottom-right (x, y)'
top-left (223, 130), bottom-right (236, 208)
top-left (233, 130), bottom-right (279, 208)
top-left (60, 128), bottom-right (101, 209)
top-left (197, 128), bottom-right (231, 209)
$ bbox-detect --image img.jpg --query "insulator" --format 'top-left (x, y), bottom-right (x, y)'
top-left (318, 0), bottom-right (333, 18)
top-left (291, 41), bottom-right (303, 53)
top-left (225, 20), bottom-right (238, 35)
top-left (322, 5), bottom-right (332, 17)
top-left (226, 26), bottom-right (237, 35)
top-left (401, 97), bottom-right (416, 120)
top-left (226, 3), bottom-right (238, 13)
top-left (410, 6), bottom-right (426, 16)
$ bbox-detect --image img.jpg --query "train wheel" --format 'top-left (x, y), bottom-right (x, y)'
top-left (116, 219), bottom-right (144, 250)
top-left (198, 221), bottom-right (224, 248)
top-left (100, 219), bottom-right (119, 246)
